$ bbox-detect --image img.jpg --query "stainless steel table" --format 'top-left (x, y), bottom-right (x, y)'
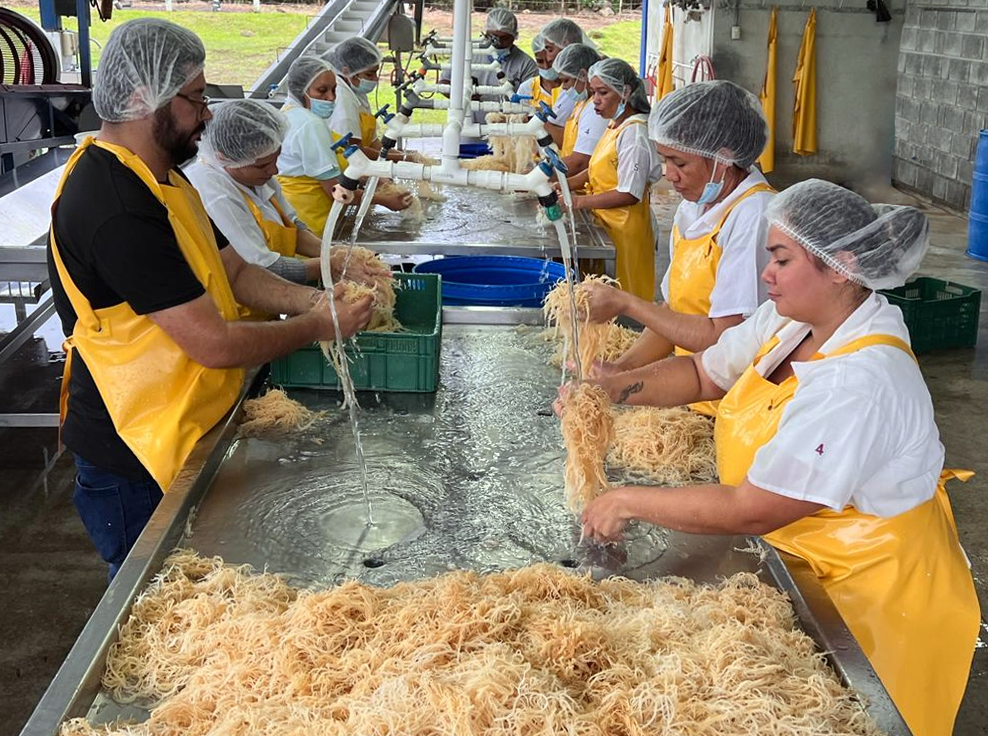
top-left (20, 323), bottom-right (910, 736)
top-left (335, 185), bottom-right (616, 270)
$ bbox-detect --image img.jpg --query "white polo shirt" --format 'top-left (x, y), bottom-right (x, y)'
top-left (186, 159), bottom-right (306, 269)
top-left (330, 81), bottom-right (373, 143)
top-left (278, 105), bottom-right (342, 181)
top-left (613, 114), bottom-right (663, 201)
top-left (572, 102), bottom-right (609, 157)
top-left (702, 293), bottom-right (944, 517)
top-left (660, 168), bottom-right (775, 318)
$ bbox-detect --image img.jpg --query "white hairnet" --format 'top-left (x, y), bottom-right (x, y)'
top-left (532, 33), bottom-right (546, 54)
top-left (542, 18), bottom-right (587, 48)
top-left (486, 8), bottom-right (518, 36)
top-left (766, 179), bottom-right (930, 291)
top-left (200, 99), bottom-right (288, 168)
top-left (589, 58), bottom-right (650, 114)
top-left (649, 80), bottom-right (768, 168)
top-left (552, 43), bottom-right (601, 80)
top-left (286, 55), bottom-right (334, 106)
top-left (326, 37), bottom-right (382, 78)
top-left (93, 18), bottom-right (205, 123)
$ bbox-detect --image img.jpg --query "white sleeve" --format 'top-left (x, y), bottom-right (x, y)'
top-left (707, 194), bottom-right (771, 319)
top-left (200, 188), bottom-right (279, 269)
top-left (270, 180), bottom-right (308, 231)
top-left (698, 307), bottom-right (772, 391)
top-left (615, 126), bottom-right (651, 201)
top-left (330, 92), bottom-right (363, 142)
top-left (552, 92), bottom-right (575, 124)
top-left (660, 225), bottom-right (674, 302)
top-left (293, 116), bottom-right (341, 181)
top-left (746, 384), bottom-right (891, 511)
top-left (516, 77), bottom-right (535, 100)
top-left (573, 109), bottom-right (609, 155)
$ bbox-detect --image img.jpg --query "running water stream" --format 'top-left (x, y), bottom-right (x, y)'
top-left (320, 199), bottom-right (376, 526)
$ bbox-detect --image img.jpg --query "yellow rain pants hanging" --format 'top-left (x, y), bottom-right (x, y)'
top-left (716, 332), bottom-right (980, 736)
top-left (657, 6), bottom-right (675, 100)
top-left (51, 139), bottom-right (245, 490)
top-left (792, 8), bottom-right (817, 155)
top-left (758, 7), bottom-right (778, 172)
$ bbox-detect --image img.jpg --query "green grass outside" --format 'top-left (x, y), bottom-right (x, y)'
top-left (13, 5), bottom-right (638, 121)
top-left (14, 7), bottom-right (314, 90)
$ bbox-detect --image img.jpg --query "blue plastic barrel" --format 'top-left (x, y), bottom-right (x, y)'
top-left (967, 129), bottom-right (988, 261)
top-left (413, 256), bottom-right (567, 307)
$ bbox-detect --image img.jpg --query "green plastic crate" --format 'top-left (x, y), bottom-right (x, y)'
top-left (270, 272), bottom-right (442, 392)
top-left (880, 277), bottom-right (981, 353)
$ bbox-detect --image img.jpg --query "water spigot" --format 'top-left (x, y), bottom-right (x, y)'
top-left (510, 93), bottom-right (533, 104)
top-left (535, 100), bottom-right (557, 123)
top-left (330, 133), bottom-right (353, 152)
top-left (374, 104), bottom-right (392, 120)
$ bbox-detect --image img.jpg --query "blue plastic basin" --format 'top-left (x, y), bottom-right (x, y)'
top-left (413, 256), bottom-right (567, 307)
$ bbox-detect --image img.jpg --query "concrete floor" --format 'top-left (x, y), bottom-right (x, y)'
top-left (2, 195), bottom-right (988, 735)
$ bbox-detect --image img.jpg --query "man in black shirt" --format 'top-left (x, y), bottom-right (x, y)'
top-left (49, 18), bottom-right (372, 579)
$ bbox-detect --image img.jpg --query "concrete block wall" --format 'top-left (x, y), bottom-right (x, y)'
top-left (710, 1), bottom-right (904, 196)
top-left (894, 2), bottom-right (988, 211)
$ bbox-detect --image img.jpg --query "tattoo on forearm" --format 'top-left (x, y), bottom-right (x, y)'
top-left (617, 381), bottom-right (644, 404)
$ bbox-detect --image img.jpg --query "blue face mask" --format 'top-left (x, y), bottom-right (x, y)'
top-left (573, 87), bottom-right (588, 103)
top-left (611, 101), bottom-right (626, 121)
top-left (696, 165), bottom-right (726, 205)
top-left (356, 78), bottom-right (378, 94)
top-left (307, 96), bottom-right (335, 119)
top-left (539, 67), bottom-right (559, 81)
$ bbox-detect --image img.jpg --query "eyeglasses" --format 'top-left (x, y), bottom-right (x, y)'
top-left (175, 92), bottom-right (211, 116)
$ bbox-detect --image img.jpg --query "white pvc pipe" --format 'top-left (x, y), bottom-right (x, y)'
top-left (340, 149), bottom-right (555, 198)
top-left (443, 0), bottom-right (471, 167)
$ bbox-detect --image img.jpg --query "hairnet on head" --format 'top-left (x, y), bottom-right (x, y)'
top-left (589, 58), bottom-right (650, 114)
top-left (766, 179), bottom-right (930, 291)
top-left (532, 33), bottom-right (546, 54)
top-left (552, 43), bottom-right (601, 80)
top-left (93, 18), bottom-right (205, 123)
top-left (326, 37), bottom-right (382, 78)
top-left (541, 18), bottom-right (586, 48)
top-left (485, 8), bottom-right (518, 36)
top-left (648, 80), bottom-right (767, 168)
top-left (201, 99), bottom-right (288, 168)
top-left (286, 55), bottom-right (334, 106)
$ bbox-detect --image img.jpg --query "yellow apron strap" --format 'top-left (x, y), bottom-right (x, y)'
top-left (703, 182), bottom-right (776, 243)
top-left (816, 334), bottom-right (916, 363)
top-left (942, 468), bottom-right (975, 484)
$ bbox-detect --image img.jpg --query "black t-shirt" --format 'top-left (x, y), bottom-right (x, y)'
top-left (48, 145), bottom-right (229, 480)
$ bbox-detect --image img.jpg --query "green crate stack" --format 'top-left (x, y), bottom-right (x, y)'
top-left (270, 272), bottom-right (442, 392)
top-left (880, 277), bottom-right (981, 353)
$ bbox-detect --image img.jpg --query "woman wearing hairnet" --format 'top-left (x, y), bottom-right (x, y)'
top-left (324, 37), bottom-right (421, 166)
top-left (275, 56), bottom-right (411, 236)
top-left (544, 44), bottom-right (607, 170)
top-left (515, 34), bottom-right (561, 112)
top-left (186, 99), bottom-right (388, 298)
top-left (581, 80), bottom-right (775, 416)
top-left (440, 9), bottom-right (537, 133)
top-left (561, 59), bottom-right (661, 301)
top-left (539, 18), bottom-right (592, 126)
top-left (574, 180), bottom-right (979, 736)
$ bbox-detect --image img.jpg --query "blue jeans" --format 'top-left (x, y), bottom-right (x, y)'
top-left (72, 455), bottom-right (162, 581)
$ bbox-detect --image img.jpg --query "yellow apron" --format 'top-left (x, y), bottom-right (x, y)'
top-left (716, 331), bottom-right (980, 736)
top-left (526, 75), bottom-right (554, 109)
top-left (238, 191), bottom-right (300, 320)
top-left (561, 99), bottom-right (588, 157)
top-left (668, 182), bottom-right (775, 416)
top-left (50, 139), bottom-right (245, 490)
top-left (276, 174), bottom-right (332, 237)
top-left (358, 110), bottom-right (378, 145)
top-left (239, 190), bottom-right (298, 258)
top-left (586, 117), bottom-right (654, 301)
